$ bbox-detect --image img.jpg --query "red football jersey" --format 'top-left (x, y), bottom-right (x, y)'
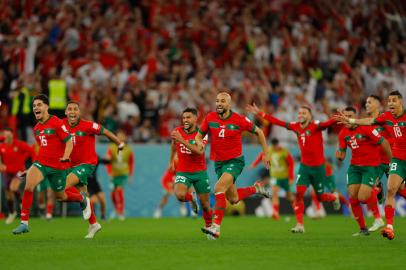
top-left (338, 125), bottom-right (383, 166)
top-left (374, 111), bottom-right (406, 161)
top-left (33, 115), bottom-right (71, 169)
top-left (63, 118), bottom-right (103, 166)
top-left (199, 111), bottom-right (256, 162)
top-left (373, 123), bottom-right (392, 164)
top-left (175, 126), bottom-right (207, 172)
top-left (0, 140), bottom-right (35, 173)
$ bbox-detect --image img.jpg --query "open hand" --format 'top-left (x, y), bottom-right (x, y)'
top-left (246, 103), bottom-right (261, 115)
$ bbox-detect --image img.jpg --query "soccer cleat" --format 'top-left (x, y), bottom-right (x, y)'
top-left (369, 218), bottom-right (385, 232)
top-left (255, 183), bottom-right (271, 198)
top-left (153, 208), bottom-right (162, 219)
top-left (191, 192), bottom-right (200, 215)
top-left (333, 192), bottom-right (341, 210)
top-left (201, 225), bottom-right (220, 239)
top-left (290, 223), bottom-right (305, 233)
top-left (5, 212), bottom-right (17, 225)
top-left (12, 223), bottom-right (29, 235)
top-left (118, 215), bottom-right (126, 221)
top-left (45, 213), bottom-right (53, 221)
top-left (79, 192), bottom-right (92, 220)
top-left (381, 227), bottom-right (395, 240)
top-left (84, 223), bottom-right (102, 239)
top-left (352, 228), bottom-right (370, 236)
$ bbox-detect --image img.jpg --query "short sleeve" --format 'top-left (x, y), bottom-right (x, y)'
top-left (54, 118), bottom-right (71, 143)
top-left (87, 121), bottom-right (104, 135)
top-left (202, 134), bottom-right (209, 145)
top-left (338, 130), bottom-right (347, 152)
top-left (198, 116), bottom-right (209, 135)
top-left (368, 127), bottom-right (384, 145)
top-left (240, 116), bottom-right (256, 133)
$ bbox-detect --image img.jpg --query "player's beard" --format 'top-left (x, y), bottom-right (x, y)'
top-left (217, 107), bottom-right (228, 117)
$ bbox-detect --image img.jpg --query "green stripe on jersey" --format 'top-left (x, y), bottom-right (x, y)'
top-left (209, 122), bottom-right (220, 128)
top-left (75, 131), bottom-right (86, 136)
top-left (44, 128), bottom-right (55, 135)
top-left (226, 124), bottom-right (239, 130)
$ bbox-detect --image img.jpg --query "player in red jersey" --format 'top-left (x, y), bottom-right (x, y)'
top-left (12, 94), bottom-right (87, 235)
top-left (336, 107), bottom-right (392, 236)
top-left (63, 101), bottom-right (124, 238)
top-left (336, 91), bottom-right (406, 240)
top-left (247, 103), bottom-right (341, 233)
top-left (196, 92), bottom-right (270, 239)
top-left (0, 128), bottom-right (35, 224)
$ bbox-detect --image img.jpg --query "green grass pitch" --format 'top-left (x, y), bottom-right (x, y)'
top-left (0, 216), bottom-right (405, 270)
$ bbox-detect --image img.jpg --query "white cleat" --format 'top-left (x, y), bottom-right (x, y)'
top-left (333, 192), bottom-right (341, 211)
top-left (291, 223), bottom-right (305, 233)
top-left (369, 218), bottom-right (385, 232)
top-left (153, 209), bottom-right (162, 219)
top-left (255, 184), bottom-right (271, 198)
top-left (5, 212), bottom-right (17, 225)
top-left (201, 225), bottom-right (220, 239)
top-left (80, 192), bottom-right (92, 220)
top-left (84, 223), bottom-right (102, 239)
top-left (118, 215), bottom-right (126, 221)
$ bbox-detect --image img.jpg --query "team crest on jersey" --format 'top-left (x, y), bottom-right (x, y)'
top-left (13, 147), bottom-right (18, 152)
top-left (305, 130), bottom-right (311, 135)
top-left (62, 125), bottom-right (68, 133)
top-left (92, 123), bottom-right (99, 130)
top-left (245, 117), bottom-right (252, 123)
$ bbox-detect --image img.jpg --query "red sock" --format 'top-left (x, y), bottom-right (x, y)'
top-left (312, 193), bottom-right (321, 210)
top-left (398, 188), bottom-right (406, 199)
top-left (294, 185), bottom-right (307, 225)
top-left (319, 193), bottom-right (336, 202)
top-left (46, 202), bottom-right (54, 216)
top-left (339, 194), bottom-right (349, 207)
top-left (349, 198), bottom-right (366, 229)
top-left (272, 204), bottom-right (280, 215)
top-left (21, 190), bottom-right (34, 222)
top-left (202, 209), bottom-right (212, 227)
top-left (88, 203), bottom-right (97, 225)
top-left (237, 186), bottom-right (256, 201)
top-left (384, 205), bottom-right (395, 227)
top-left (213, 193), bottom-right (226, 226)
top-left (367, 203), bottom-right (381, 219)
top-left (184, 192), bottom-right (192, 202)
top-left (65, 186), bottom-right (83, 202)
top-left (116, 189), bottom-right (124, 215)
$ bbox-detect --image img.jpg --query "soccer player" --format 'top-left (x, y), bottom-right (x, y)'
top-left (336, 106), bottom-right (392, 236)
top-left (196, 92), bottom-right (270, 239)
top-left (0, 128), bottom-right (35, 224)
top-left (335, 90), bottom-right (406, 240)
top-left (247, 103), bottom-right (340, 233)
top-left (64, 101), bottom-right (125, 238)
top-left (170, 108), bottom-right (213, 233)
top-left (12, 94), bottom-right (89, 235)
top-left (106, 130), bottom-right (133, 220)
top-left (251, 138), bottom-right (295, 220)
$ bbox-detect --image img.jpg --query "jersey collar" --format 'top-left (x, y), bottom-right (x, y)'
top-left (218, 110), bottom-right (233, 120)
top-left (183, 127), bottom-right (197, 134)
top-left (40, 114), bottom-right (52, 125)
top-left (68, 117), bottom-right (81, 127)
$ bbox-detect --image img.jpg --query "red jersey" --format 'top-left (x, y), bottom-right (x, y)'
top-left (338, 125), bottom-right (384, 166)
top-left (0, 140), bottom-right (35, 173)
top-left (325, 162), bottom-right (333, 177)
top-left (373, 124), bottom-right (392, 164)
top-left (174, 126), bottom-right (207, 172)
top-left (63, 118), bottom-right (103, 166)
top-left (199, 111), bottom-right (256, 162)
top-left (33, 115), bottom-right (71, 169)
top-left (259, 112), bottom-right (336, 166)
top-left (374, 111), bottom-right (406, 161)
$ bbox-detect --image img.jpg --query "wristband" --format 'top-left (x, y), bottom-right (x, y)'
top-left (118, 142), bottom-right (125, 150)
top-left (349, 118), bottom-right (356, 124)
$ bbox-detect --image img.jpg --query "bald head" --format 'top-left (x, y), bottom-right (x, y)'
top-left (216, 92), bottom-right (232, 116)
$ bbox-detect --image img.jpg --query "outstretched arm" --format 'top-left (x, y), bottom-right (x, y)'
top-left (317, 118), bottom-right (337, 130)
top-left (246, 103), bottom-right (290, 129)
top-left (103, 129), bottom-right (125, 150)
top-left (253, 126), bottom-right (270, 169)
top-left (250, 152), bottom-right (264, 168)
top-left (334, 111), bottom-right (375, 126)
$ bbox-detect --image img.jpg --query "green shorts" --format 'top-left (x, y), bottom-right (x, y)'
top-left (36, 178), bottom-right (50, 192)
top-left (270, 177), bottom-right (290, 192)
top-left (112, 175), bottom-right (128, 187)
top-left (296, 164), bottom-right (326, 195)
top-left (324, 175), bottom-right (336, 192)
top-left (389, 158), bottom-right (406, 181)
top-left (377, 163), bottom-right (389, 182)
top-left (33, 162), bottom-right (67, 192)
top-left (67, 164), bottom-right (96, 186)
top-left (175, 171), bottom-right (211, 194)
top-left (346, 165), bottom-right (379, 187)
top-left (214, 156), bottom-right (245, 182)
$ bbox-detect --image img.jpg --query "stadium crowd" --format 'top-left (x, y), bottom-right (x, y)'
top-left (0, 0), bottom-right (406, 144)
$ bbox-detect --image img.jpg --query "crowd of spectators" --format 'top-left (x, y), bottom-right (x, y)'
top-left (1, 0), bottom-right (406, 144)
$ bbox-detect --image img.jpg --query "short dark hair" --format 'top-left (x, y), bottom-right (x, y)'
top-left (368, 94), bottom-right (381, 102)
top-left (33, 94), bottom-right (49, 106)
top-left (344, 106), bottom-right (357, 113)
top-left (3, 126), bottom-right (13, 132)
top-left (67, 100), bottom-right (80, 107)
top-left (271, 138), bottom-right (279, 146)
top-left (183, 108), bottom-right (198, 115)
top-left (300, 105), bottom-right (312, 115)
top-left (389, 90), bottom-right (403, 99)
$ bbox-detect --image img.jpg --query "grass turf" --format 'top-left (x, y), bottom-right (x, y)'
top-left (0, 216), bottom-right (405, 270)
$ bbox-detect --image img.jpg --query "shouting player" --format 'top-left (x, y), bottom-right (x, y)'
top-left (64, 101), bottom-right (125, 238)
top-left (336, 106), bottom-right (392, 236)
top-left (0, 128), bottom-right (35, 224)
top-left (336, 91), bottom-right (406, 240)
top-left (247, 103), bottom-right (340, 233)
top-left (197, 92), bottom-right (270, 239)
top-left (170, 108), bottom-right (212, 234)
top-left (12, 94), bottom-right (89, 235)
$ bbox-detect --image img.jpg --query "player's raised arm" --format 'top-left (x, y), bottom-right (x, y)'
top-left (253, 126), bottom-right (270, 168)
top-left (246, 103), bottom-right (290, 129)
top-left (102, 128), bottom-right (125, 151)
top-left (317, 118), bottom-right (337, 130)
top-left (171, 130), bottom-right (204, 155)
top-left (334, 111), bottom-right (375, 126)
top-left (335, 130), bottom-right (347, 161)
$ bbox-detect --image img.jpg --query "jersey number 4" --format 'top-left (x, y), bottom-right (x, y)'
top-left (39, 135), bottom-right (48, 146)
top-left (219, 128), bottom-right (225, 138)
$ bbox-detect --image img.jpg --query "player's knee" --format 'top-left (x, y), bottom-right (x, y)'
top-left (357, 193), bottom-right (369, 202)
top-left (175, 192), bottom-right (187, 202)
top-left (387, 185), bottom-right (398, 197)
top-left (55, 193), bottom-right (65, 201)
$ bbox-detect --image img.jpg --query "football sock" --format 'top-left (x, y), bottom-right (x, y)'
top-left (21, 190), bottom-right (34, 224)
top-left (213, 192), bottom-right (226, 226)
top-left (294, 185), bottom-right (307, 225)
top-left (237, 186), bottom-right (256, 201)
top-left (384, 205), bottom-right (395, 227)
top-left (89, 203), bottom-right (97, 225)
top-left (349, 198), bottom-right (366, 229)
top-left (312, 193), bottom-right (321, 210)
top-left (202, 209), bottom-right (213, 227)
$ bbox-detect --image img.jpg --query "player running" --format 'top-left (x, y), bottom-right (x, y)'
top-left (197, 92), bottom-right (270, 239)
top-left (336, 90), bottom-right (406, 240)
top-left (251, 138), bottom-right (295, 220)
top-left (170, 108), bottom-right (212, 234)
top-left (0, 128), bottom-right (35, 224)
top-left (64, 101), bottom-right (125, 238)
top-left (12, 94), bottom-right (88, 235)
top-left (247, 103), bottom-right (340, 233)
top-left (336, 106), bottom-right (392, 236)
